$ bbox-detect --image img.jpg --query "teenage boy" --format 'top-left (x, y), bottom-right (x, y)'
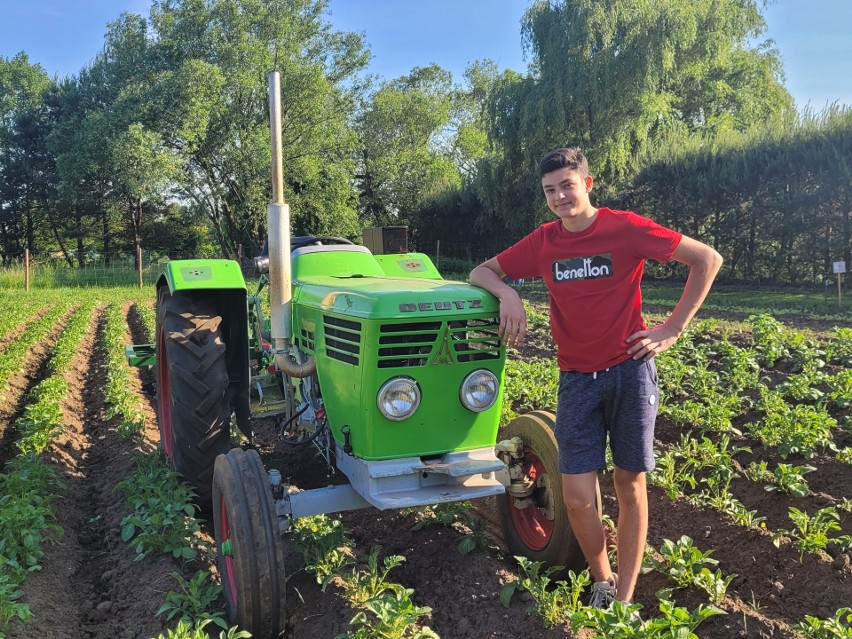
top-left (470, 147), bottom-right (722, 607)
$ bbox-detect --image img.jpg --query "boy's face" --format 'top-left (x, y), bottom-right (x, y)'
top-left (541, 168), bottom-right (594, 222)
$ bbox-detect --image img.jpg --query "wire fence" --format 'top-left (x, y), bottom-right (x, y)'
top-left (0, 242), bottom-right (502, 289)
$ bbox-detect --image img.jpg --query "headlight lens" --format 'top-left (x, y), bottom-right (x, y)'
top-left (459, 369), bottom-right (499, 412)
top-left (377, 377), bottom-right (421, 421)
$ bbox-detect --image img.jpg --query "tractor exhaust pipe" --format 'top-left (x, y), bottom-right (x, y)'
top-left (267, 71), bottom-right (316, 378)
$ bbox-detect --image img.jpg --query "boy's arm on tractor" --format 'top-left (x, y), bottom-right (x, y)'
top-left (470, 258), bottom-right (527, 348)
top-left (627, 235), bottom-right (723, 361)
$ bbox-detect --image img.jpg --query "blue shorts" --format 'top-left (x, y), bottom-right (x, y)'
top-left (555, 357), bottom-right (659, 474)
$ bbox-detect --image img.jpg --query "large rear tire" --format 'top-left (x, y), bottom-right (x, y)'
top-left (213, 448), bottom-right (287, 638)
top-left (497, 410), bottom-right (601, 575)
top-left (156, 287), bottom-right (232, 508)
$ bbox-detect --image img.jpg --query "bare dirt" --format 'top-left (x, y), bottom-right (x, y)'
top-left (3, 298), bottom-right (850, 639)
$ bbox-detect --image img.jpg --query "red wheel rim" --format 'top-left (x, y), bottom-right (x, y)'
top-left (219, 495), bottom-right (238, 604)
top-left (508, 449), bottom-right (554, 551)
top-left (157, 328), bottom-right (173, 458)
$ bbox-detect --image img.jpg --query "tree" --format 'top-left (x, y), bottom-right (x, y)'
top-left (0, 53), bottom-right (54, 261)
top-left (111, 123), bottom-right (181, 265)
top-left (474, 0), bottom-right (794, 245)
top-left (354, 64), bottom-right (461, 227)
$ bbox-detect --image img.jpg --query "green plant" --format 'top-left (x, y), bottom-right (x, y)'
top-left (499, 557), bottom-right (589, 627)
top-left (341, 546), bottom-right (405, 606)
top-left (157, 570), bottom-right (228, 630)
top-left (151, 619), bottom-right (251, 639)
top-left (407, 501), bottom-right (486, 554)
top-left (647, 536), bottom-right (737, 604)
top-left (292, 515), bottom-right (354, 587)
top-left (765, 463), bottom-right (816, 497)
top-left (570, 598), bottom-right (725, 638)
top-left (116, 453), bottom-right (202, 562)
top-left (792, 607), bottom-right (852, 638)
top-left (773, 506), bottom-right (845, 560)
top-left (336, 588), bottom-right (440, 639)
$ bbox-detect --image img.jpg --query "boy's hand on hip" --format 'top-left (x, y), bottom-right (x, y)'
top-left (626, 324), bottom-right (680, 360)
top-left (498, 293), bottom-right (526, 349)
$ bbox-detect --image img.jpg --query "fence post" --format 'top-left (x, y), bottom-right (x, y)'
top-left (25, 249), bottom-right (30, 292)
top-left (436, 240), bottom-right (441, 270)
top-left (137, 247), bottom-right (143, 289)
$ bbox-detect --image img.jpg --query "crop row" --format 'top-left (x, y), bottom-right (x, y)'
top-left (0, 301), bottom-right (96, 635)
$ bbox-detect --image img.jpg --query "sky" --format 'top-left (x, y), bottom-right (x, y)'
top-left (0, 0), bottom-right (850, 111)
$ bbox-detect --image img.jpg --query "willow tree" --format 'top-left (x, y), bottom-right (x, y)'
top-left (475, 0), bottom-right (794, 244)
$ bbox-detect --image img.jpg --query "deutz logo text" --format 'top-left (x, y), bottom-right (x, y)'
top-left (399, 299), bottom-right (483, 312)
top-left (552, 254), bottom-right (613, 282)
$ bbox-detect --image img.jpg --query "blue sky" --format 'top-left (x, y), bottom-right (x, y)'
top-left (0, 0), bottom-right (850, 111)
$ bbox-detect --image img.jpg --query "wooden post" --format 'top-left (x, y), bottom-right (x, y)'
top-left (839, 273), bottom-right (843, 310)
top-left (24, 248), bottom-right (30, 292)
top-left (137, 247), bottom-right (143, 289)
top-left (436, 240), bottom-right (441, 270)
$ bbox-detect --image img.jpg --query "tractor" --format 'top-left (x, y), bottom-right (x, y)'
top-left (126, 73), bottom-right (595, 638)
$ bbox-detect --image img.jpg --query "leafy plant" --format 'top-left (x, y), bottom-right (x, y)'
top-left (764, 463), bottom-right (815, 497)
top-left (292, 515), bottom-right (354, 587)
top-left (151, 619), bottom-right (251, 639)
top-left (647, 536), bottom-right (736, 604)
top-left (499, 558), bottom-right (590, 627)
top-left (407, 501), bottom-right (487, 554)
top-left (570, 598), bottom-right (725, 639)
top-left (773, 506), bottom-right (846, 560)
top-left (336, 588), bottom-right (440, 639)
top-left (792, 607), bottom-right (852, 639)
top-left (157, 570), bottom-right (228, 630)
top-left (116, 453), bottom-right (202, 562)
top-left (341, 546), bottom-right (405, 606)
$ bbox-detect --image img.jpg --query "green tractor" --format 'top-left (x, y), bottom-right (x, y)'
top-left (127, 73), bottom-right (593, 638)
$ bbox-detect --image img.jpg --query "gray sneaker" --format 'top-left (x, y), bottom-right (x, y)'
top-left (588, 573), bottom-right (619, 609)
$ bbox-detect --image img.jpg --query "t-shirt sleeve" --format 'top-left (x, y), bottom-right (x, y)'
top-left (628, 213), bottom-right (682, 263)
top-left (495, 228), bottom-right (543, 280)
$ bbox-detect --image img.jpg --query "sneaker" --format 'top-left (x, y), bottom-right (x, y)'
top-left (588, 573), bottom-right (618, 609)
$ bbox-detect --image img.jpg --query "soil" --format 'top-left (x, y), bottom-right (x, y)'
top-left (3, 295), bottom-right (850, 639)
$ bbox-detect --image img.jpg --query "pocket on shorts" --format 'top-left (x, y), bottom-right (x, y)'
top-left (645, 359), bottom-right (658, 385)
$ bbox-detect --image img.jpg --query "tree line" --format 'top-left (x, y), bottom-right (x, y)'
top-left (0, 0), bottom-right (849, 284)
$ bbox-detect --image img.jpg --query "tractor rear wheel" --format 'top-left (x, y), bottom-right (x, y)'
top-left (213, 448), bottom-right (287, 638)
top-left (497, 410), bottom-right (601, 575)
top-left (156, 287), bottom-right (232, 508)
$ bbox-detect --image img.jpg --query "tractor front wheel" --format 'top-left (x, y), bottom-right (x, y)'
top-left (213, 448), bottom-right (287, 638)
top-left (155, 287), bottom-right (232, 508)
top-left (497, 410), bottom-right (601, 575)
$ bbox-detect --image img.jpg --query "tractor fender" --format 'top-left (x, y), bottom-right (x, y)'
top-left (156, 259), bottom-right (251, 439)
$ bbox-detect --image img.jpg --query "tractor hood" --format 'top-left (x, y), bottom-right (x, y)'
top-left (293, 275), bottom-right (499, 320)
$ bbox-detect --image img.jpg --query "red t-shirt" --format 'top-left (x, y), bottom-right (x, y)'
top-left (496, 208), bottom-right (682, 372)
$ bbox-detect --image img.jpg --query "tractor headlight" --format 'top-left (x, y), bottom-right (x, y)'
top-left (459, 369), bottom-right (499, 412)
top-left (377, 377), bottom-right (421, 421)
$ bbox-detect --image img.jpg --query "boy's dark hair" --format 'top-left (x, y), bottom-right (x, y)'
top-left (539, 147), bottom-right (589, 178)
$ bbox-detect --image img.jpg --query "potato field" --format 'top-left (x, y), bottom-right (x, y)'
top-left (0, 286), bottom-right (849, 639)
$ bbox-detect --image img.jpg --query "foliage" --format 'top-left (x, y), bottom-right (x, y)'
top-left (499, 558), bottom-right (589, 627)
top-left (157, 570), bottom-right (228, 630)
top-left (150, 619), bottom-right (251, 639)
top-left (116, 453), bottom-right (202, 562)
top-left (292, 515), bottom-right (354, 587)
top-left (772, 507), bottom-right (850, 561)
top-left (647, 537), bottom-right (736, 604)
top-left (793, 607), bottom-right (852, 639)
top-left (406, 501), bottom-right (487, 555)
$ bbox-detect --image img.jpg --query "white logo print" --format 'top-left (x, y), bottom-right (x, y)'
top-left (552, 254), bottom-right (613, 282)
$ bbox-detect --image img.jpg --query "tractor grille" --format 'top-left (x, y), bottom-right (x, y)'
top-left (299, 328), bottom-right (315, 352)
top-left (450, 318), bottom-right (502, 362)
top-left (377, 317), bottom-right (501, 368)
top-left (324, 316), bottom-right (361, 365)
